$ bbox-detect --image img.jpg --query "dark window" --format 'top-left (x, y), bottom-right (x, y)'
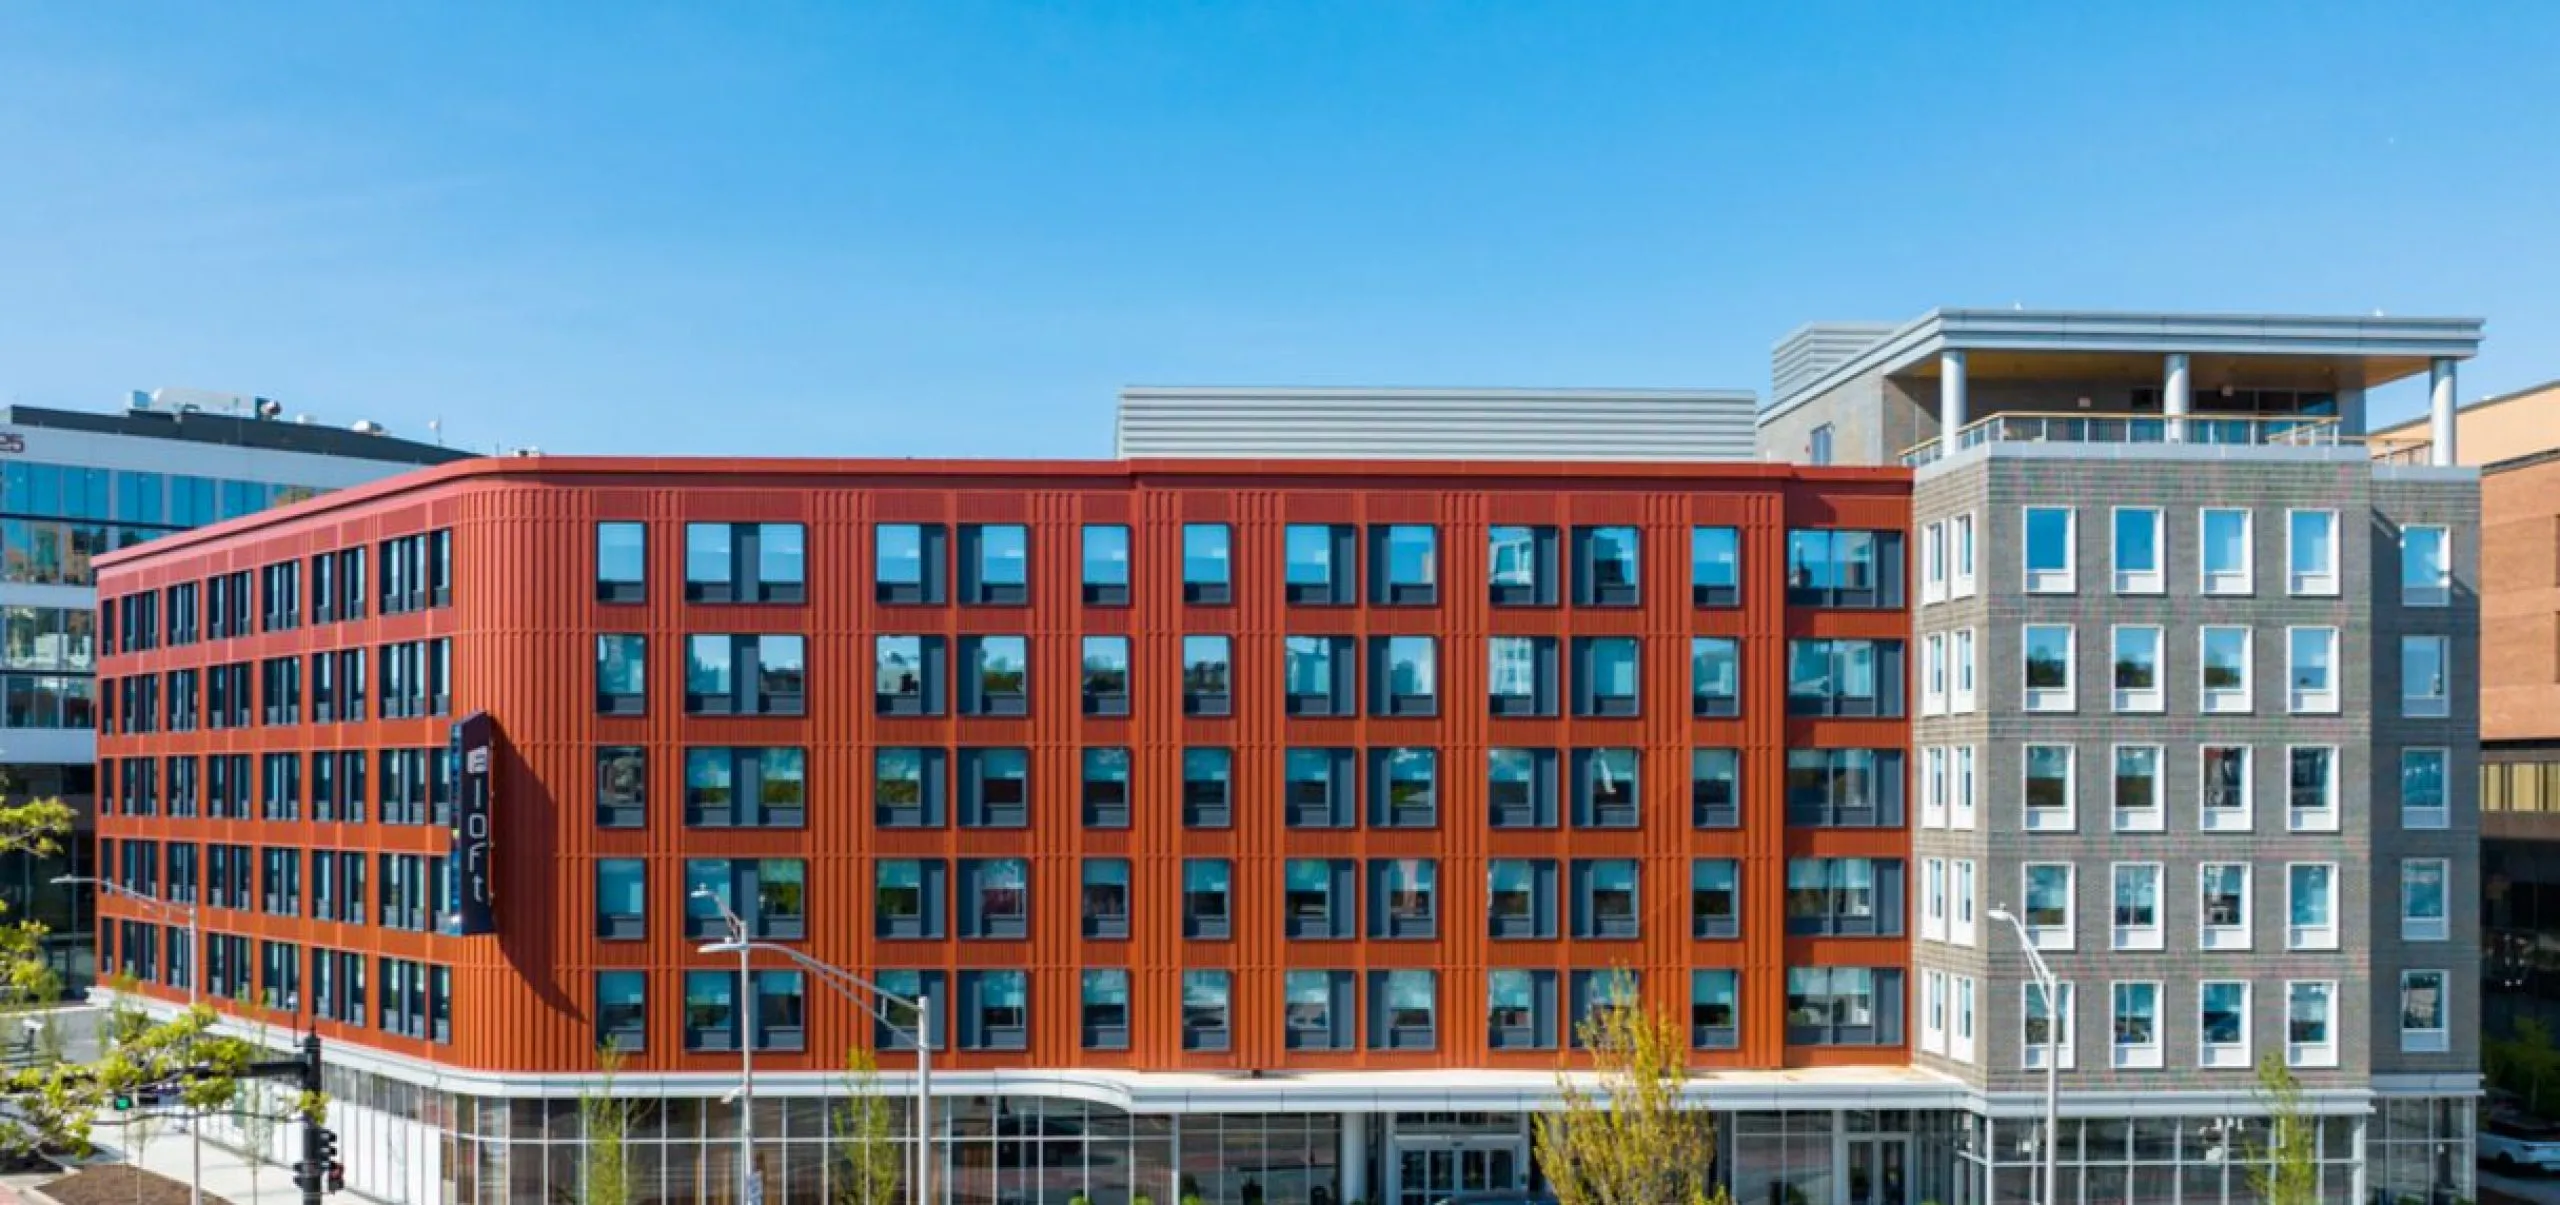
top-left (1081, 637), bottom-right (1130, 716)
top-left (378, 531), bottom-right (453, 613)
top-left (1488, 636), bottom-right (1557, 717)
top-left (1285, 747), bottom-right (1355, 829)
top-left (1081, 748), bottom-right (1131, 828)
top-left (1181, 970), bottom-right (1230, 1051)
top-left (1692, 526), bottom-right (1741, 607)
top-left (960, 635), bottom-right (1029, 716)
top-left (1284, 859), bottom-right (1356, 940)
top-left (1082, 969), bottom-right (1130, 1049)
top-left (959, 748), bottom-right (1030, 828)
top-left (1692, 637), bottom-right (1740, 717)
top-left (874, 635), bottom-right (945, 716)
top-left (1784, 749), bottom-right (1905, 827)
top-left (1488, 525), bottom-right (1558, 606)
top-left (1182, 524), bottom-right (1231, 605)
top-left (684, 858), bottom-right (806, 941)
top-left (1182, 635), bottom-right (1232, 716)
top-left (596, 522), bottom-right (646, 604)
top-left (959, 859), bottom-right (1029, 939)
top-left (1367, 969), bottom-right (1437, 1051)
top-left (874, 748), bottom-right (946, 828)
top-left (1783, 859), bottom-right (1904, 936)
top-left (1692, 970), bottom-right (1740, 1049)
top-left (1285, 524), bottom-right (1357, 605)
top-left (1370, 747), bottom-right (1438, 828)
top-left (1488, 859), bottom-right (1557, 940)
top-left (1286, 970), bottom-right (1357, 1050)
top-left (1283, 635), bottom-right (1355, 716)
top-left (1785, 529), bottom-right (1904, 608)
top-left (684, 747), bottom-right (805, 828)
top-left (596, 747), bottom-right (646, 828)
top-left (1569, 970), bottom-right (1642, 1050)
top-left (1371, 525), bottom-right (1438, 605)
top-left (597, 972), bottom-right (646, 1051)
top-left (597, 634), bottom-right (646, 714)
top-left (1784, 967), bottom-right (1904, 1047)
top-left (1082, 525), bottom-right (1131, 606)
top-left (872, 971), bottom-right (947, 1052)
top-left (1369, 858), bottom-right (1437, 940)
top-left (959, 970), bottom-right (1028, 1051)
top-left (1573, 526), bottom-right (1641, 606)
top-left (754, 971), bottom-right (808, 1052)
top-left (597, 859), bottom-right (646, 940)
top-left (1182, 859), bottom-right (1231, 939)
top-left (875, 523), bottom-right (946, 605)
top-left (1692, 748), bottom-right (1742, 828)
top-left (1488, 748), bottom-right (1558, 829)
top-left (1572, 859), bottom-right (1640, 939)
top-left (1488, 969), bottom-right (1558, 1051)
top-left (260, 561), bottom-right (300, 632)
top-left (680, 522), bottom-right (803, 604)
top-left (874, 859), bottom-right (945, 939)
top-left (1573, 748), bottom-right (1640, 829)
top-left (1081, 860), bottom-right (1130, 939)
top-left (1371, 636), bottom-right (1437, 717)
top-left (958, 524), bottom-right (1029, 605)
top-left (1692, 860), bottom-right (1740, 939)
top-left (1786, 639), bottom-right (1905, 717)
top-left (1572, 638), bottom-right (1640, 717)
top-left (684, 633), bottom-right (805, 716)
top-left (1183, 748), bottom-right (1232, 829)
top-left (683, 971), bottom-right (736, 1052)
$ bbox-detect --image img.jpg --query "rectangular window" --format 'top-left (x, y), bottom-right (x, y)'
top-left (2287, 981), bottom-right (2337, 1068)
top-left (1953, 858), bottom-right (1976, 945)
top-left (2022, 863), bottom-right (2074, 949)
top-left (2287, 746), bottom-right (2338, 832)
top-left (1081, 524), bottom-right (1131, 605)
top-left (1951, 512), bottom-right (1977, 596)
top-left (1691, 859), bottom-right (1739, 940)
top-left (2023, 506), bottom-right (2075, 593)
top-left (2401, 524), bottom-right (2451, 607)
top-left (1081, 859), bottom-right (1130, 940)
top-left (2112, 863), bottom-right (2162, 951)
top-left (1182, 524), bottom-right (1231, 604)
top-left (1283, 969), bottom-right (1353, 1051)
top-left (1373, 635), bottom-right (1437, 716)
top-left (2199, 980), bottom-right (2251, 1069)
top-left (1487, 635), bottom-right (1555, 717)
top-left (1488, 859), bottom-right (1556, 940)
top-left (1784, 859), bottom-right (1900, 936)
top-left (1182, 970), bottom-right (1231, 1051)
top-left (2200, 508), bottom-right (2253, 596)
top-left (1490, 747), bottom-right (1558, 829)
top-left (2022, 624), bottom-right (2074, 712)
top-left (1182, 634), bottom-right (1232, 716)
top-left (2201, 625), bottom-right (2252, 714)
top-left (874, 635), bottom-right (944, 716)
top-left (2402, 635), bottom-right (2451, 718)
top-left (2402, 858), bottom-right (2450, 941)
top-left (2111, 625), bottom-right (2162, 712)
top-left (2023, 744), bottom-right (2074, 832)
top-left (1920, 858), bottom-right (1946, 941)
top-left (1573, 748), bottom-right (1640, 829)
top-left (1182, 859), bottom-right (1231, 939)
top-left (1285, 747), bottom-right (1355, 829)
top-left (960, 969), bottom-right (1027, 1051)
top-left (2022, 982), bottom-right (2075, 1070)
top-left (1369, 858), bottom-right (1438, 940)
top-left (1692, 526), bottom-right (1740, 607)
top-left (683, 633), bottom-right (804, 716)
top-left (2199, 863), bottom-right (2251, 951)
top-left (2200, 744), bottom-right (2253, 832)
top-left (1783, 967), bottom-right (1901, 1047)
top-left (1786, 529), bottom-right (1903, 608)
top-left (1573, 971), bottom-right (1644, 1050)
top-left (1081, 969), bottom-right (1130, 1050)
top-left (2287, 863), bottom-right (2337, 951)
top-left (1920, 521), bottom-right (1946, 605)
top-left (2112, 507), bottom-right (2162, 593)
top-left (959, 748), bottom-right (1029, 829)
top-left (1182, 747), bottom-right (1233, 829)
top-left (1571, 859), bottom-right (1641, 939)
top-left (2401, 971), bottom-right (2449, 1052)
top-left (1284, 858), bottom-right (1355, 940)
top-left (873, 523), bottom-right (943, 605)
top-left (1284, 635), bottom-right (1354, 716)
top-left (1786, 638), bottom-right (1904, 717)
top-left (1373, 524), bottom-right (1437, 605)
top-left (1285, 524), bottom-right (1357, 605)
top-left (1082, 747), bottom-right (1131, 828)
top-left (597, 972), bottom-right (645, 1051)
top-left (1573, 526), bottom-right (1641, 606)
top-left (596, 635), bottom-right (646, 715)
top-left (1080, 637), bottom-right (1130, 716)
top-left (2112, 981), bottom-right (2162, 1069)
top-left (960, 635), bottom-right (1028, 716)
top-left (684, 858), bottom-right (806, 941)
top-left (2402, 748), bottom-right (2450, 829)
top-left (958, 523), bottom-right (1028, 605)
top-left (1953, 746), bottom-right (1977, 830)
top-left (1807, 423), bottom-right (1834, 465)
top-left (1784, 748), bottom-right (1905, 828)
top-left (872, 971), bottom-right (946, 1052)
top-left (1489, 525), bottom-right (1557, 606)
top-left (1921, 633), bottom-right (1946, 716)
top-left (596, 522), bottom-right (646, 603)
top-left (2113, 745), bottom-right (2162, 832)
top-left (2287, 509), bottom-right (2338, 595)
top-left (595, 858), bottom-right (647, 940)
top-left (2287, 626), bottom-right (2339, 713)
top-left (873, 747), bottom-right (945, 828)
top-left (686, 522), bottom-right (805, 604)
top-left (683, 746), bottom-right (807, 828)
top-left (875, 859), bottom-right (944, 939)
top-left (1692, 747), bottom-right (1740, 829)
top-left (1691, 637), bottom-right (1739, 717)
top-left (959, 859), bottom-right (1028, 939)
top-left (1691, 970), bottom-right (1739, 1050)
top-left (1573, 637), bottom-right (1640, 717)
top-left (1952, 627), bottom-right (1975, 711)
top-left (1488, 969), bottom-right (1556, 1051)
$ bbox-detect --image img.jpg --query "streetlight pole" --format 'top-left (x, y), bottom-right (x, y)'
top-left (692, 888), bottom-right (756, 1205)
top-left (696, 938), bottom-right (934, 1205)
top-left (61, 875), bottom-right (202, 1205)
top-left (1990, 906), bottom-right (2059, 1205)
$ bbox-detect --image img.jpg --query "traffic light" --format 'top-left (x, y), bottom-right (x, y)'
top-left (312, 1126), bottom-right (338, 1170)
top-left (326, 1160), bottom-right (345, 1194)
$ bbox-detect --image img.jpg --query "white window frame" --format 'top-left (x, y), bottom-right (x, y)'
top-left (2402, 857), bottom-right (2450, 942)
top-left (1953, 859), bottom-right (1977, 947)
top-left (2111, 624), bottom-right (2163, 713)
top-left (2402, 747), bottom-right (2451, 830)
top-left (2198, 862), bottom-right (2252, 952)
top-left (2285, 862), bottom-right (2339, 951)
top-left (2200, 625), bottom-right (2253, 715)
top-left (2402, 635), bottom-right (2451, 718)
top-left (2199, 507), bottom-right (2254, 597)
top-left (2286, 509), bottom-right (2339, 597)
top-left (1922, 747), bottom-right (1948, 830)
top-left (1920, 969), bottom-right (1947, 1056)
top-left (1952, 746), bottom-right (1977, 831)
top-left (1953, 975), bottom-right (1978, 1066)
top-left (2022, 623), bottom-right (2075, 713)
top-left (1921, 857), bottom-right (1947, 942)
top-left (2200, 744), bottom-right (2254, 833)
top-left (2022, 744), bottom-right (2076, 833)
top-left (1951, 628), bottom-right (1977, 713)
top-left (2111, 980), bottom-right (2163, 1070)
top-left (2111, 862), bottom-right (2163, 951)
top-left (2023, 505), bottom-right (2076, 595)
top-left (1922, 521), bottom-right (1947, 605)
top-left (1921, 632), bottom-right (1947, 716)
top-left (2286, 626), bottom-right (2339, 715)
top-left (2198, 980), bottom-right (2253, 1070)
top-left (2112, 506), bottom-right (2164, 594)
top-left (2112, 743), bottom-right (2164, 833)
top-left (2400, 970), bottom-right (2450, 1053)
top-left (2022, 981), bottom-right (2075, 1071)
top-left (2286, 980), bottom-right (2339, 1069)
top-left (1951, 512), bottom-right (1977, 598)
top-left (2021, 863), bottom-right (2075, 951)
top-left (2286, 745), bottom-right (2340, 833)
top-left (2401, 524), bottom-right (2451, 608)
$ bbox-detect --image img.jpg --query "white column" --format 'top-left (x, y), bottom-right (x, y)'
top-left (1341, 1112), bottom-right (1369, 1205)
top-left (2430, 357), bottom-right (2459, 465)
top-left (2164, 352), bottom-right (2191, 443)
top-left (1939, 350), bottom-right (1968, 444)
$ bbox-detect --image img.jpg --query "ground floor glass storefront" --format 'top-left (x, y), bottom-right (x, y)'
top-left (309, 1063), bottom-right (2474, 1205)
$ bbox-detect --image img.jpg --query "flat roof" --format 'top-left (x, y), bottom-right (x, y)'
top-left (1763, 307), bottom-right (2485, 421)
top-left (4, 403), bottom-right (470, 466)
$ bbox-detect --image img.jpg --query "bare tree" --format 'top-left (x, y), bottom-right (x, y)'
top-left (578, 1042), bottom-right (635, 1205)
top-left (833, 1045), bottom-right (902, 1205)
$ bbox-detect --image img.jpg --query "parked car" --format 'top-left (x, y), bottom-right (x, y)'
top-left (2480, 1117), bottom-right (2560, 1175)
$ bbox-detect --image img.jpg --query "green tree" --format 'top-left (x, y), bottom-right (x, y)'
top-left (232, 983), bottom-right (282, 1202)
top-left (579, 1042), bottom-right (636, 1205)
top-left (2490, 1017), bottom-right (2560, 1115)
top-left (2245, 1053), bottom-right (2319, 1205)
top-left (833, 1045), bottom-right (902, 1205)
top-left (1532, 974), bottom-right (1732, 1205)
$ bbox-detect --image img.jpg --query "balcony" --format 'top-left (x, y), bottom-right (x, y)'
top-left (1900, 412), bottom-right (2355, 467)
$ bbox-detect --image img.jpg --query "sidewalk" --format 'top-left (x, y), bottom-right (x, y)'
top-left (0, 1116), bottom-right (305, 1205)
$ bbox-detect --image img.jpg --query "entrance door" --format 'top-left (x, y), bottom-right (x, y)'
top-left (1394, 1140), bottom-right (1526, 1205)
top-left (1846, 1137), bottom-right (1909, 1205)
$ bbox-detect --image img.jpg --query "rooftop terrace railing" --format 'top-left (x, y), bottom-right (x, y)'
top-left (1900, 412), bottom-right (2353, 467)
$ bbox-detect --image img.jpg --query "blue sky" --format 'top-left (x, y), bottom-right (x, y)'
top-left (2, 3), bottom-right (2554, 457)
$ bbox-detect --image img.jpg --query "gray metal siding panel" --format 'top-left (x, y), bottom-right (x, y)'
top-left (1115, 388), bottom-right (1759, 461)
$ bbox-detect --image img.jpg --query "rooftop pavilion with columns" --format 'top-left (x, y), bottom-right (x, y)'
top-left (1756, 308), bottom-right (2483, 468)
